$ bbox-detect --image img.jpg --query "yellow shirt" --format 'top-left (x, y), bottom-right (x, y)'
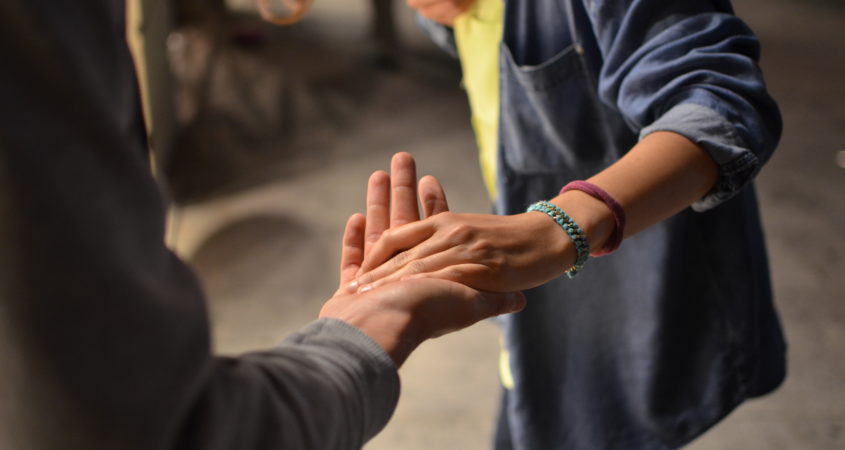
top-left (454, 0), bottom-right (504, 200)
top-left (454, 0), bottom-right (514, 389)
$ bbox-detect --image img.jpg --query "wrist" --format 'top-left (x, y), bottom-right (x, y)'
top-left (320, 295), bottom-right (418, 367)
top-left (549, 190), bottom-right (615, 255)
top-left (518, 209), bottom-right (578, 278)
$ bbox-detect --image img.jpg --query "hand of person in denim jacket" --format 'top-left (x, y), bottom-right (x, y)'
top-left (342, 154), bottom-right (583, 294)
top-left (407, 0), bottom-right (475, 27)
top-left (348, 209), bottom-right (581, 293)
top-left (321, 152), bottom-right (525, 366)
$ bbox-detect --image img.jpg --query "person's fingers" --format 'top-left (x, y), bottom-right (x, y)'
top-left (403, 263), bottom-right (502, 291)
top-left (365, 170), bottom-right (390, 258)
top-left (390, 152), bottom-right (420, 227)
top-left (338, 214), bottom-right (366, 292)
top-left (357, 245), bottom-right (472, 292)
top-left (356, 219), bottom-right (438, 275)
top-left (418, 175), bottom-right (449, 217)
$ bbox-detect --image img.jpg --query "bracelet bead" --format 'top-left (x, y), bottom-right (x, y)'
top-left (526, 200), bottom-right (589, 278)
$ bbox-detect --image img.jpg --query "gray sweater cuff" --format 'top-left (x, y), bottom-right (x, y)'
top-left (640, 103), bottom-right (760, 212)
top-left (283, 318), bottom-right (400, 442)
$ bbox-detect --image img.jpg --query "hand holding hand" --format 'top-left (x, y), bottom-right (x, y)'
top-left (322, 152), bottom-right (525, 367)
top-left (335, 152), bottom-right (449, 295)
top-left (350, 210), bottom-right (577, 294)
top-left (321, 277), bottom-right (524, 367)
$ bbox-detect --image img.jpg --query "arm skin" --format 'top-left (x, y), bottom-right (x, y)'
top-left (351, 133), bottom-right (717, 293)
top-left (406, 0), bottom-right (474, 27)
top-left (551, 131), bottom-right (719, 269)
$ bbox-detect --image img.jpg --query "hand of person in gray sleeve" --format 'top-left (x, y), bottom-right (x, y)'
top-left (185, 152), bottom-right (526, 450)
top-left (323, 152), bottom-right (526, 367)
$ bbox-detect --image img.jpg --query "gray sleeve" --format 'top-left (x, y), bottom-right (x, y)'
top-left (0, 1), bottom-right (397, 449)
top-left (177, 319), bottom-right (400, 450)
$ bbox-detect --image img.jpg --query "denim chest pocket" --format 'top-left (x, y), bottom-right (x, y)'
top-left (499, 42), bottom-right (609, 176)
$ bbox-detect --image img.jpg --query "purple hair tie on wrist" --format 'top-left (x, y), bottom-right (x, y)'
top-left (560, 181), bottom-right (626, 256)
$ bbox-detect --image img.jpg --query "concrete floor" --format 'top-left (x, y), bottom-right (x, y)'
top-left (163, 0), bottom-right (844, 448)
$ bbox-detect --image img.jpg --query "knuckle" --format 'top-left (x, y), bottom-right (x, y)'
top-left (380, 228), bottom-right (394, 240)
top-left (486, 253), bottom-right (507, 272)
top-left (468, 238), bottom-right (493, 257)
top-left (356, 272), bottom-right (372, 284)
top-left (391, 249), bottom-right (412, 267)
top-left (407, 259), bottom-right (427, 275)
top-left (446, 266), bottom-right (471, 284)
top-left (439, 211), bottom-right (457, 222)
top-left (445, 223), bottom-right (473, 243)
top-left (468, 239), bottom-right (504, 267)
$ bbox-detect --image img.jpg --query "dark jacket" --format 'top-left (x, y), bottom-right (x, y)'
top-left (0, 2), bottom-right (398, 449)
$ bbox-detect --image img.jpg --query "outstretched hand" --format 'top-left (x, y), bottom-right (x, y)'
top-left (321, 152), bottom-right (525, 367)
top-left (350, 210), bottom-right (576, 294)
top-left (335, 152), bottom-right (449, 295)
top-left (342, 153), bottom-right (578, 295)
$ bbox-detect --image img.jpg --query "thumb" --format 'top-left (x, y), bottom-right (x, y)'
top-left (473, 291), bottom-right (526, 320)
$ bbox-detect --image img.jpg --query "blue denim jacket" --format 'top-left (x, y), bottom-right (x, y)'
top-left (421, 1), bottom-right (786, 448)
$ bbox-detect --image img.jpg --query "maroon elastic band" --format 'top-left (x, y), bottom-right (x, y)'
top-left (560, 181), bottom-right (626, 256)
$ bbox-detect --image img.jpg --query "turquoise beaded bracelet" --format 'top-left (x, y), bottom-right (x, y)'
top-left (526, 200), bottom-right (590, 278)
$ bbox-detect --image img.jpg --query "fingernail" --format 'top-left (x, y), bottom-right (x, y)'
top-left (346, 280), bottom-right (358, 291)
top-left (358, 284), bottom-right (373, 293)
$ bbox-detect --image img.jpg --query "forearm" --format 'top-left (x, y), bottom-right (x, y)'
top-left (351, 133), bottom-right (720, 292)
top-left (548, 131), bottom-right (719, 257)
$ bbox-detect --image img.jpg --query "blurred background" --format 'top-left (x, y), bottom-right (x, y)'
top-left (127, 0), bottom-right (844, 448)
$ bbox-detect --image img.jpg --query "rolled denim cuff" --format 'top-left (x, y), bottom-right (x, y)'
top-left (640, 103), bottom-right (760, 212)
